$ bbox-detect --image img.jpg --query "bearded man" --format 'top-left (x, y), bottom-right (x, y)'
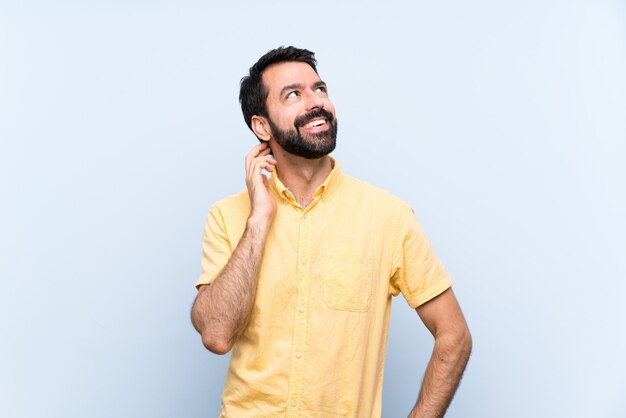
top-left (191, 46), bottom-right (472, 418)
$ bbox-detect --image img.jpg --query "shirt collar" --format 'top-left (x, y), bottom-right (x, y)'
top-left (270, 157), bottom-right (343, 205)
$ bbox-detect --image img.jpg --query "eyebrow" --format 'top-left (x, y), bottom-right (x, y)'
top-left (312, 80), bottom-right (327, 90)
top-left (279, 80), bottom-right (327, 98)
top-left (279, 83), bottom-right (303, 98)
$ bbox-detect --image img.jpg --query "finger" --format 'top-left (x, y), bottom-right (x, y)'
top-left (260, 162), bottom-right (274, 172)
top-left (248, 159), bottom-right (270, 182)
top-left (247, 154), bottom-right (277, 181)
top-left (246, 143), bottom-right (266, 160)
top-left (257, 160), bottom-right (273, 173)
top-left (259, 159), bottom-right (277, 172)
top-left (253, 155), bottom-right (277, 167)
top-left (246, 142), bottom-right (270, 167)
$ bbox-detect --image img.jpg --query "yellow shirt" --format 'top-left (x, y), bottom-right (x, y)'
top-left (196, 160), bottom-right (452, 418)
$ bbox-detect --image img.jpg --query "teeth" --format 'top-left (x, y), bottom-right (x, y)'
top-left (304, 119), bottom-right (326, 128)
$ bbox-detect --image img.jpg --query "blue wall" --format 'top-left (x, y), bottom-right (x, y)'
top-left (1, 1), bottom-right (625, 417)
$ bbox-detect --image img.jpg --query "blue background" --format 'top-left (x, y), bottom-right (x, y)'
top-left (1, 1), bottom-right (625, 417)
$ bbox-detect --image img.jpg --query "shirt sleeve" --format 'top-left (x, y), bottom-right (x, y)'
top-left (195, 205), bottom-right (233, 289)
top-left (389, 204), bottom-right (452, 308)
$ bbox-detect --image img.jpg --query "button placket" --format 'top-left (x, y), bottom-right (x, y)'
top-left (287, 210), bottom-right (311, 412)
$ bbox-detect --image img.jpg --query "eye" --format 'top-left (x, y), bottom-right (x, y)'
top-left (315, 86), bottom-right (327, 94)
top-left (286, 90), bottom-right (300, 99)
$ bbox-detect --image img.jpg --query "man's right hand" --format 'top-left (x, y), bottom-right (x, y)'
top-left (245, 142), bottom-right (277, 222)
top-left (191, 141), bottom-right (278, 354)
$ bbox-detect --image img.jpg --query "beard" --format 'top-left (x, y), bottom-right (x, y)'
top-left (267, 108), bottom-right (338, 159)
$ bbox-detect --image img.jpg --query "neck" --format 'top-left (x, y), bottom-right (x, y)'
top-left (271, 145), bottom-right (333, 207)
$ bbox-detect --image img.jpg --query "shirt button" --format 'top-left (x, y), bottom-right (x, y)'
top-left (298, 306), bottom-right (305, 313)
top-left (303, 214), bottom-right (308, 219)
top-left (301, 259), bottom-right (307, 265)
top-left (291, 400), bottom-right (296, 407)
top-left (296, 352), bottom-right (301, 359)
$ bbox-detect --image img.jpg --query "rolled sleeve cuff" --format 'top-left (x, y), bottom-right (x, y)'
top-left (404, 277), bottom-right (453, 309)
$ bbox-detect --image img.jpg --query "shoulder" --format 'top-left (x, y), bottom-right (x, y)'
top-left (339, 173), bottom-right (410, 213)
top-left (207, 189), bottom-right (250, 222)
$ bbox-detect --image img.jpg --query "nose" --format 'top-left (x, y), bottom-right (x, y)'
top-left (304, 88), bottom-right (324, 111)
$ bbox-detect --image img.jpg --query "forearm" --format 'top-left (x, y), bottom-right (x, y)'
top-left (191, 216), bottom-right (270, 354)
top-left (409, 330), bottom-right (472, 418)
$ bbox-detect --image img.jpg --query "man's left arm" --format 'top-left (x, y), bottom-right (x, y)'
top-left (408, 287), bottom-right (472, 418)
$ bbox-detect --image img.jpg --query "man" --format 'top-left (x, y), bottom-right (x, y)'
top-left (191, 46), bottom-right (472, 418)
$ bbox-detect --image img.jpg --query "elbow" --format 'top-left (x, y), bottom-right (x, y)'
top-left (438, 325), bottom-right (472, 362)
top-left (453, 324), bottom-right (473, 363)
top-left (460, 327), bottom-right (473, 360)
top-left (201, 332), bottom-right (233, 355)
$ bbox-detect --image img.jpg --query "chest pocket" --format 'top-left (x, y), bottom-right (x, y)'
top-left (323, 247), bottom-right (373, 312)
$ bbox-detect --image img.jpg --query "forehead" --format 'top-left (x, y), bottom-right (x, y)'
top-left (262, 61), bottom-right (321, 98)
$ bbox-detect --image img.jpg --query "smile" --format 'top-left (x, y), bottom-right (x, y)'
top-left (302, 118), bottom-right (327, 129)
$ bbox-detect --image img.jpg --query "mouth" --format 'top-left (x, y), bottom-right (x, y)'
top-left (301, 117), bottom-right (327, 129)
top-left (295, 108), bottom-right (335, 135)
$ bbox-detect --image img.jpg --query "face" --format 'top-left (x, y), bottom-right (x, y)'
top-left (261, 62), bottom-right (338, 159)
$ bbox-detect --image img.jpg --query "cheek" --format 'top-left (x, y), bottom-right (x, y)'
top-left (268, 107), bottom-right (296, 130)
top-left (279, 115), bottom-right (297, 130)
top-left (282, 112), bottom-right (300, 128)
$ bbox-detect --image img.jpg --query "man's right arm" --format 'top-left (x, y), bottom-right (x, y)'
top-left (190, 142), bottom-right (276, 355)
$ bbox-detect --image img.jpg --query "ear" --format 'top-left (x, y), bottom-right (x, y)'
top-left (251, 115), bottom-right (271, 142)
